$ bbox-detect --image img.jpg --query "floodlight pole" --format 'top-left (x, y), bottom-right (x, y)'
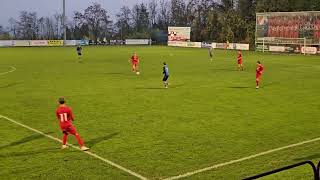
top-left (63, 0), bottom-right (67, 43)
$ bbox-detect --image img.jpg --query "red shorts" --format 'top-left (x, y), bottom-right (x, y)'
top-left (238, 60), bottom-right (243, 65)
top-left (61, 125), bottom-right (78, 135)
top-left (256, 73), bottom-right (262, 81)
top-left (132, 62), bottom-right (138, 66)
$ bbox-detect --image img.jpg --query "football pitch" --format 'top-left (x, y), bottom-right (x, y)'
top-left (1, 46), bottom-right (320, 179)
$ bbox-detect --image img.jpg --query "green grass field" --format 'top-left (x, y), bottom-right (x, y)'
top-left (0, 46), bottom-right (320, 180)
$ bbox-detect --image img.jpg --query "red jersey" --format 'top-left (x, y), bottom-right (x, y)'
top-left (256, 64), bottom-right (264, 74)
top-left (131, 55), bottom-right (139, 64)
top-left (237, 53), bottom-right (243, 63)
top-left (56, 105), bottom-right (74, 129)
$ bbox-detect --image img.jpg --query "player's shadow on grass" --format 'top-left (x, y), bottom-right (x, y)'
top-left (86, 132), bottom-right (119, 148)
top-left (170, 84), bottom-right (185, 88)
top-left (103, 72), bottom-right (126, 75)
top-left (135, 84), bottom-right (185, 90)
top-left (0, 132), bottom-right (53, 150)
top-left (229, 86), bottom-right (250, 89)
top-left (262, 82), bottom-right (279, 87)
top-left (135, 87), bottom-right (165, 90)
top-left (293, 154), bottom-right (320, 161)
top-left (0, 82), bottom-right (20, 89)
top-left (0, 147), bottom-right (59, 158)
top-left (210, 68), bottom-right (236, 72)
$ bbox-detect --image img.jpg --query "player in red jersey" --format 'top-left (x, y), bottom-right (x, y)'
top-left (56, 97), bottom-right (89, 151)
top-left (256, 61), bottom-right (264, 89)
top-left (130, 52), bottom-right (140, 74)
top-left (237, 50), bottom-right (244, 71)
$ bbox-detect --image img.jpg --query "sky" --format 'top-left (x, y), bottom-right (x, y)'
top-left (0, 0), bottom-right (148, 26)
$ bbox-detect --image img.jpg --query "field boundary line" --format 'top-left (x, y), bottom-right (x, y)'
top-left (0, 66), bottom-right (16, 75)
top-left (163, 136), bottom-right (320, 180)
top-left (0, 114), bottom-right (148, 180)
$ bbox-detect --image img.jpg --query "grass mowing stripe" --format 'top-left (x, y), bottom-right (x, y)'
top-left (0, 66), bottom-right (16, 75)
top-left (0, 114), bottom-right (148, 180)
top-left (163, 137), bottom-right (320, 180)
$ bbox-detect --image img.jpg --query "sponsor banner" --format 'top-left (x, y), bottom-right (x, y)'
top-left (47, 40), bottom-right (63, 46)
top-left (168, 41), bottom-right (201, 48)
top-left (285, 46), bottom-right (294, 53)
top-left (168, 41), bottom-right (187, 47)
top-left (64, 40), bottom-right (77, 46)
top-left (76, 40), bottom-right (89, 45)
top-left (125, 39), bottom-right (150, 45)
top-left (236, 44), bottom-right (250, 50)
top-left (0, 40), bottom-right (13, 47)
top-left (186, 42), bottom-right (201, 48)
top-left (13, 40), bottom-right (30, 47)
top-left (216, 43), bottom-right (225, 49)
top-left (269, 46), bottom-right (286, 52)
top-left (31, 40), bottom-right (48, 46)
top-left (201, 42), bottom-right (212, 48)
top-left (110, 40), bottom-right (124, 45)
top-left (227, 43), bottom-right (237, 50)
top-left (301, 47), bottom-right (317, 54)
top-left (168, 27), bottom-right (191, 42)
top-left (256, 45), bottom-right (269, 51)
top-left (213, 43), bottom-right (249, 50)
top-left (211, 43), bottom-right (217, 49)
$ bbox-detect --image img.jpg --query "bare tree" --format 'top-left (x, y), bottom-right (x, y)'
top-left (53, 13), bottom-right (63, 39)
top-left (45, 17), bottom-right (55, 39)
top-left (37, 17), bottom-right (45, 39)
top-left (75, 3), bottom-right (112, 41)
top-left (131, 3), bottom-right (150, 33)
top-left (115, 6), bottom-right (132, 39)
top-left (15, 11), bottom-right (39, 39)
top-left (148, 0), bottom-right (158, 27)
top-left (8, 18), bottom-right (17, 39)
top-left (157, 0), bottom-right (171, 29)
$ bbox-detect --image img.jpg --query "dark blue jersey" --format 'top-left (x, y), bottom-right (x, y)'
top-left (76, 47), bottom-right (82, 53)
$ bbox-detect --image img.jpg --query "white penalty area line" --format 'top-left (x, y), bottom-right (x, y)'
top-left (163, 136), bottom-right (320, 180)
top-left (0, 66), bottom-right (16, 75)
top-left (0, 114), bottom-right (148, 180)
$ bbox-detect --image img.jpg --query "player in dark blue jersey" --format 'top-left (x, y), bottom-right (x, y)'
top-left (76, 46), bottom-right (82, 62)
top-left (163, 62), bottom-right (169, 88)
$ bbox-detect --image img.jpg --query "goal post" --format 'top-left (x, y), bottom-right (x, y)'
top-left (257, 37), bottom-right (308, 55)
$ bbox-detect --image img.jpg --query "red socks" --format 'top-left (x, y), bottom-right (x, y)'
top-left (63, 133), bottom-right (68, 145)
top-left (75, 134), bottom-right (84, 147)
top-left (62, 133), bottom-right (84, 147)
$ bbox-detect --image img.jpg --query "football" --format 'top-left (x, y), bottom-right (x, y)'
top-left (136, 72), bottom-right (140, 75)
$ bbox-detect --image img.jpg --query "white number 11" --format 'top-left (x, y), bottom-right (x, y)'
top-left (59, 113), bottom-right (68, 122)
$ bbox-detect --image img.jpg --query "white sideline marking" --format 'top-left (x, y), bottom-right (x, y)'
top-left (0, 114), bottom-right (148, 180)
top-left (164, 137), bottom-right (320, 180)
top-left (0, 66), bottom-right (16, 75)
